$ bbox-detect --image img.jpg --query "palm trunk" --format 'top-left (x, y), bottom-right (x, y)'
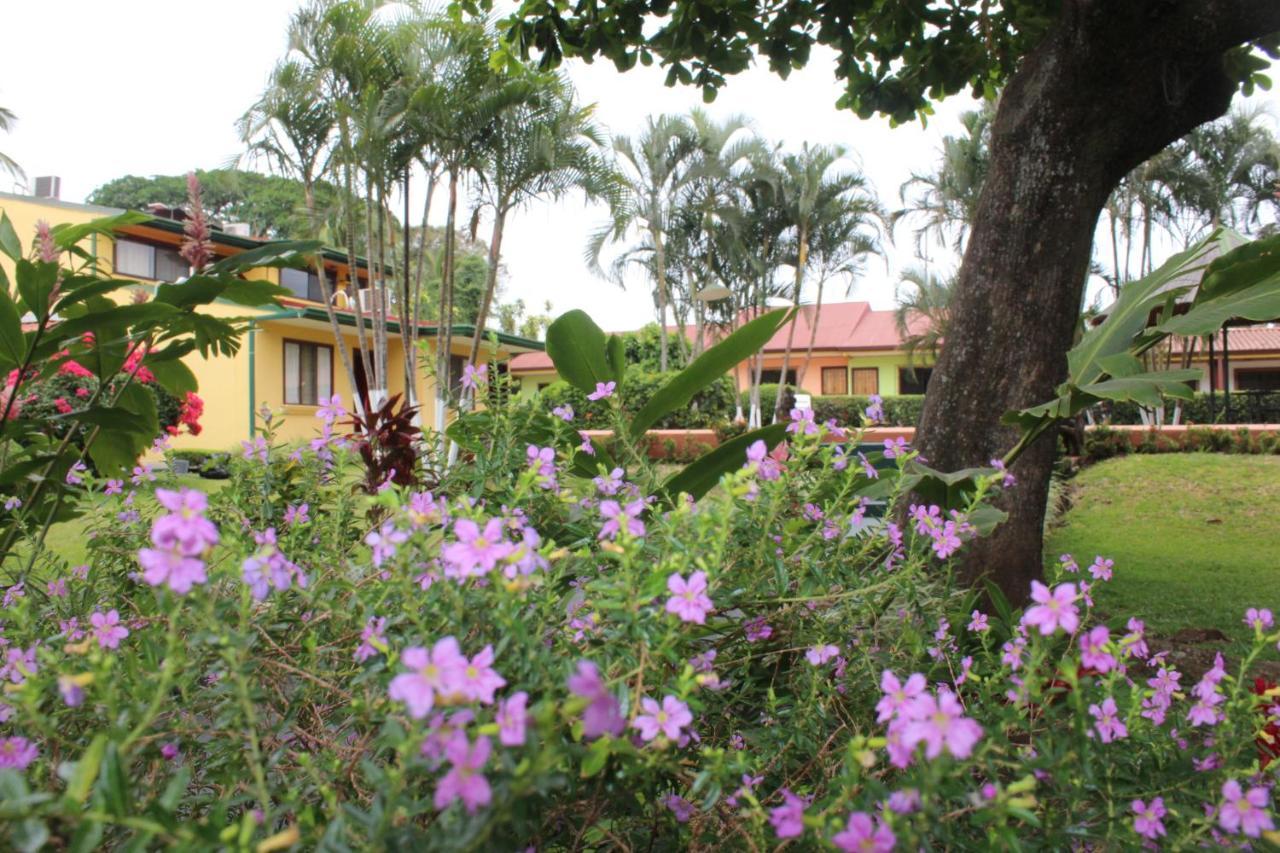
top-left (653, 228), bottom-right (670, 372)
top-left (302, 177), bottom-right (359, 414)
top-left (796, 275), bottom-right (825, 392)
top-left (465, 203), bottom-right (508, 405)
top-left (435, 168), bottom-right (460, 441)
top-left (771, 225), bottom-right (807, 422)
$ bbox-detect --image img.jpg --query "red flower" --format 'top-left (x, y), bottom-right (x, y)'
top-left (1252, 677), bottom-right (1280, 769)
top-left (53, 397), bottom-right (72, 414)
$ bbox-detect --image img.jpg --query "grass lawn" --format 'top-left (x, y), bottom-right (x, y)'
top-left (1045, 453), bottom-right (1280, 659)
top-left (42, 474), bottom-right (229, 567)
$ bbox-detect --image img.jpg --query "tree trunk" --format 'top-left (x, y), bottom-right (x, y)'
top-left (797, 275), bottom-right (825, 392)
top-left (467, 205), bottom-right (507, 370)
top-left (772, 225), bottom-right (806, 422)
top-left (653, 231), bottom-right (670, 373)
top-left (915, 0), bottom-right (1278, 605)
top-left (435, 169), bottom-right (460, 441)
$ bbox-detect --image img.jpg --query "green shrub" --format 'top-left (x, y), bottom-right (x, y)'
top-left (738, 388), bottom-right (925, 427)
top-left (540, 370), bottom-right (735, 430)
top-left (1099, 391), bottom-right (1280, 425)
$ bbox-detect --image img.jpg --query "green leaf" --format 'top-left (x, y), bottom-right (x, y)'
top-left (64, 735), bottom-right (108, 806)
top-left (0, 287), bottom-right (25, 369)
top-left (145, 358), bottom-right (198, 397)
top-left (14, 259), bottom-right (59, 323)
top-left (152, 275), bottom-right (286, 309)
top-left (95, 742), bottom-right (130, 818)
top-left (86, 384), bottom-right (158, 478)
top-left (203, 240), bottom-right (323, 276)
top-left (630, 308), bottom-right (792, 439)
top-left (50, 212), bottom-right (150, 251)
top-left (606, 334), bottom-right (626, 384)
top-left (660, 423), bottom-right (787, 502)
top-left (545, 310), bottom-right (615, 394)
top-left (581, 737), bottom-right (611, 778)
top-left (0, 211), bottom-right (22, 261)
top-left (61, 405), bottom-right (155, 434)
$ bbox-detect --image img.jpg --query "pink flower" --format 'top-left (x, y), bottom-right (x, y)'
top-left (34, 219), bottom-right (58, 264)
top-left (137, 547), bottom-right (208, 595)
top-left (876, 670), bottom-right (927, 723)
top-left (460, 362), bottom-right (487, 392)
top-left (354, 617), bottom-right (387, 663)
top-left (901, 687), bottom-right (983, 760)
top-left (805, 644), bottom-right (840, 666)
top-left (665, 571), bottom-right (713, 624)
top-left (769, 788), bottom-right (806, 838)
top-left (663, 793), bottom-right (695, 823)
top-left (968, 610), bottom-right (989, 632)
top-left (0, 736), bottom-right (37, 770)
top-left (1132, 797), bottom-right (1166, 841)
top-left (599, 499), bottom-right (645, 540)
top-left (58, 676), bottom-right (84, 707)
top-left (1078, 626), bottom-right (1116, 673)
top-left (496, 691), bottom-right (529, 746)
top-left (552, 404), bottom-right (574, 421)
top-left (89, 609), bottom-right (129, 650)
top-left (1218, 779), bottom-right (1273, 838)
top-left (180, 172), bottom-right (213, 271)
top-left (316, 394), bottom-right (346, 423)
top-left (1020, 581), bottom-right (1079, 635)
top-left (567, 661), bottom-right (624, 739)
top-left (1245, 607), bottom-right (1275, 631)
top-left (442, 518), bottom-right (512, 578)
top-left (388, 638), bottom-right (466, 719)
top-left (586, 381), bottom-right (616, 401)
top-left (632, 695), bottom-right (692, 742)
top-left (434, 733), bottom-right (492, 814)
top-left (1088, 696), bottom-right (1128, 743)
top-left (882, 437), bottom-right (909, 459)
top-left (457, 645), bottom-right (506, 705)
top-left (832, 812), bottom-right (895, 853)
top-left (744, 616), bottom-right (772, 642)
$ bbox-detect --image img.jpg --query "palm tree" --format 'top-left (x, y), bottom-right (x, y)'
top-left (465, 72), bottom-right (615, 373)
top-left (895, 100), bottom-right (995, 257)
top-left (893, 266), bottom-right (953, 369)
top-left (0, 106), bottom-right (22, 183)
top-left (771, 144), bottom-right (882, 422)
top-left (588, 114), bottom-right (698, 372)
top-left (1163, 106), bottom-right (1280, 236)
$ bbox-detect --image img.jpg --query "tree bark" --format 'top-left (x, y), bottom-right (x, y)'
top-left (915, 0), bottom-right (1280, 605)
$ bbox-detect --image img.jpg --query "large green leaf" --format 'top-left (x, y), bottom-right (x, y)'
top-left (630, 308), bottom-right (792, 439)
top-left (86, 384), bottom-right (157, 478)
top-left (0, 287), bottom-right (25, 369)
top-left (660, 423), bottom-right (787, 503)
top-left (153, 275), bottom-right (286, 309)
top-left (14, 259), bottom-right (59, 324)
top-left (204, 240), bottom-right (323, 276)
top-left (50, 212), bottom-right (150, 251)
top-left (1004, 369), bottom-right (1200, 430)
top-left (145, 358), bottom-right (199, 397)
top-left (545, 310), bottom-right (616, 394)
top-left (0, 211), bottom-right (21, 261)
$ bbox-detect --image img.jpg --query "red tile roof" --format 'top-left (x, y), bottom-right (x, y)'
top-left (1172, 325), bottom-right (1280, 354)
top-left (509, 302), bottom-right (924, 373)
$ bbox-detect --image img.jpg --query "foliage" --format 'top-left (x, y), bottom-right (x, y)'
top-left (2, 366), bottom-right (1279, 847)
top-left (742, 387), bottom-right (926, 428)
top-left (539, 372), bottom-right (736, 430)
top-left (1083, 424), bottom-right (1280, 460)
top-left (87, 169), bottom-right (359, 241)
top-left (346, 393), bottom-right (423, 493)
top-left (0, 211), bottom-right (318, 566)
top-left (1097, 391), bottom-right (1280, 426)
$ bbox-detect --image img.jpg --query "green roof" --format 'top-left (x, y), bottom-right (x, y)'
top-left (137, 216), bottom-right (387, 273)
top-left (291, 306), bottom-right (543, 351)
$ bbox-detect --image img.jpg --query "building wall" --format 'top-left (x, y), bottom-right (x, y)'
top-left (1189, 354), bottom-right (1280, 393)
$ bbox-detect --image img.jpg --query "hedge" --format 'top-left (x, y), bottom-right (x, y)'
top-left (1083, 425), bottom-right (1280, 460)
top-left (738, 385), bottom-right (925, 427)
top-left (538, 371), bottom-right (736, 429)
top-left (1098, 391), bottom-right (1280, 425)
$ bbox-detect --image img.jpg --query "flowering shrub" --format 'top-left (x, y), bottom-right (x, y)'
top-left (0, 385), bottom-right (1277, 849)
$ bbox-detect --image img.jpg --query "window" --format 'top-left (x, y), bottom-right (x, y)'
top-left (821, 366), bottom-right (848, 395)
top-left (760, 369), bottom-right (798, 387)
top-left (284, 340), bottom-right (333, 405)
top-left (851, 368), bottom-right (879, 396)
top-left (1236, 369), bottom-right (1280, 391)
top-left (280, 267), bottom-right (335, 303)
top-left (898, 367), bottom-right (933, 395)
top-left (115, 238), bottom-right (187, 281)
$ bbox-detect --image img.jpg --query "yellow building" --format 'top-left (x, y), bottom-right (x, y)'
top-left (0, 190), bottom-right (542, 449)
top-left (510, 301), bottom-right (933, 400)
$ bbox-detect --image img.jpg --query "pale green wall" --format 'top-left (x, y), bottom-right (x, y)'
top-left (847, 352), bottom-right (932, 396)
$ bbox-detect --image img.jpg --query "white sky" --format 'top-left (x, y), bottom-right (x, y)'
top-left (1, 1), bottom-right (1275, 331)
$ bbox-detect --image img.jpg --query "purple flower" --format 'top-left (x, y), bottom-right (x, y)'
top-left (460, 362), bottom-right (487, 392)
top-left (241, 436), bottom-right (269, 463)
top-left (1088, 556), bottom-right (1114, 581)
top-left (863, 395), bottom-right (884, 424)
top-left (744, 439), bottom-right (782, 480)
top-left (786, 408), bottom-right (818, 436)
top-left (633, 695), bottom-right (692, 742)
top-left (58, 675), bottom-right (85, 707)
top-left (316, 394), bottom-right (346, 423)
top-left (887, 788), bottom-right (921, 814)
top-left (586, 381), bottom-right (616, 401)
top-left (104, 479), bottom-right (123, 496)
top-left (0, 736), bottom-right (38, 769)
top-left (90, 609), bottom-right (129, 650)
top-left (592, 467), bottom-right (625, 496)
top-left (769, 789), bottom-right (806, 839)
top-left (1021, 581), bottom-right (1079, 635)
top-left (579, 431), bottom-right (596, 455)
top-left (496, 691), bottom-right (529, 746)
top-left (1245, 607), bottom-right (1274, 631)
top-left (457, 645), bottom-right (506, 705)
top-left (665, 571), bottom-right (713, 624)
top-left (876, 670), bottom-right (927, 723)
top-left (1132, 797), bottom-right (1166, 841)
top-left (968, 610), bottom-right (989, 633)
top-left (46, 578), bottom-right (67, 598)
top-left (805, 644), bottom-right (840, 666)
top-left (1088, 696), bottom-right (1128, 743)
top-left (364, 521), bottom-right (409, 569)
top-left (283, 503), bottom-right (310, 527)
top-left (160, 742), bottom-right (181, 762)
top-left (65, 460), bottom-right (88, 486)
top-left (989, 457), bottom-right (1016, 487)
top-left (599, 499), bottom-right (645, 540)
top-left (901, 687), bottom-right (983, 760)
top-left (442, 518), bottom-right (512, 579)
top-left (388, 638), bottom-right (466, 719)
top-left (354, 617), bottom-right (388, 663)
top-left (1059, 553), bottom-right (1079, 573)
top-left (552, 404), bottom-right (574, 422)
top-left (744, 616), bottom-right (772, 642)
top-left (242, 528), bottom-right (307, 600)
top-left (434, 733), bottom-right (492, 814)
top-left (832, 812), bottom-right (895, 852)
top-left (663, 793), bottom-right (695, 823)
top-left (1079, 625), bottom-right (1116, 672)
top-left (882, 437), bottom-right (909, 459)
top-left (567, 661), bottom-right (625, 739)
top-left (526, 444), bottom-right (558, 489)
top-left (1218, 779), bottom-right (1273, 838)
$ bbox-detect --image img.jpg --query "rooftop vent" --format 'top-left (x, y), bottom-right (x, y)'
top-left (223, 222), bottom-right (251, 237)
top-left (33, 176), bottom-right (61, 200)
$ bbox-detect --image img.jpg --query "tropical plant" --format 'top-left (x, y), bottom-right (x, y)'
top-left (1165, 106), bottom-right (1280, 236)
top-left (0, 105), bottom-right (23, 183)
top-left (893, 266), bottom-right (953, 367)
